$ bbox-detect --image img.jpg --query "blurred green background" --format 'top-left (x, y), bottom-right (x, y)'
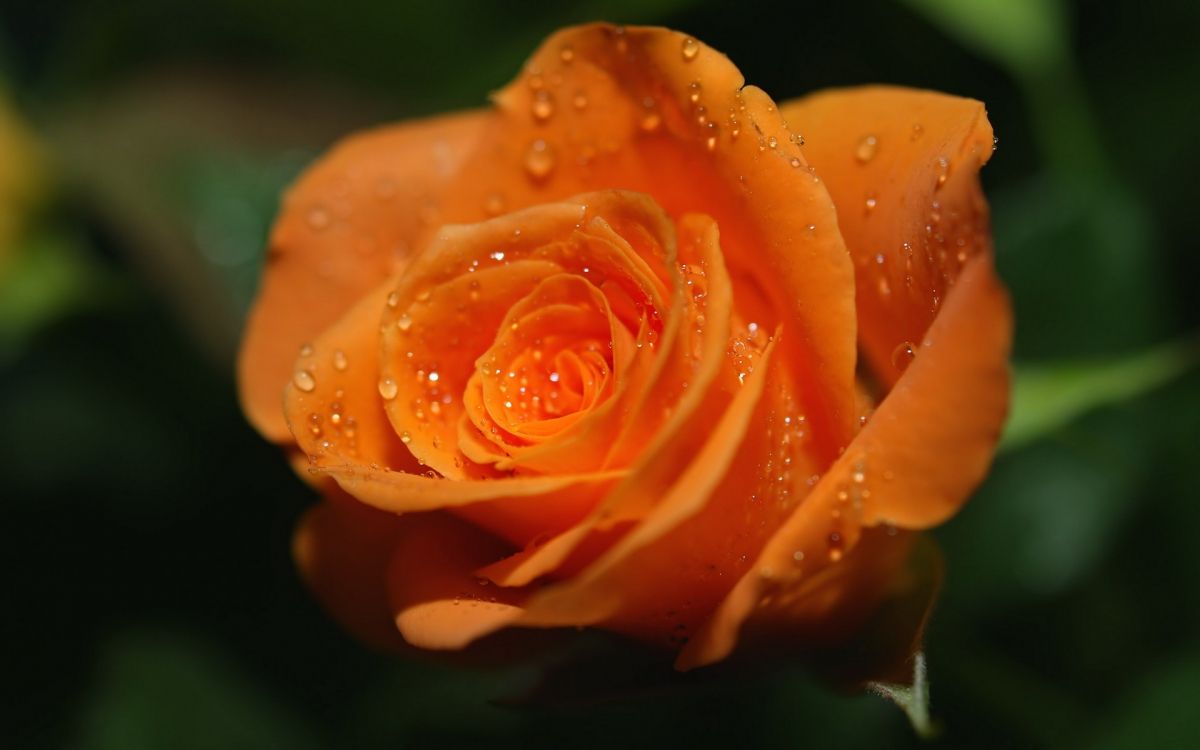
top-left (2, 0), bottom-right (1198, 747)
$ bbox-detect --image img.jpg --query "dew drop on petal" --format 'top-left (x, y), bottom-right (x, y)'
top-left (891, 341), bottom-right (916, 371)
top-left (378, 377), bottom-right (398, 400)
top-left (681, 37), bottom-right (700, 61)
top-left (855, 134), bottom-right (878, 163)
top-left (293, 369), bottom-right (316, 392)
top-left (524, 139), bottom-right (556, 181)
top-left (306, 206), bottom-right (331, 230)
top-left (332, 350), bottom-right (348, 371)
top-left (483, 193), bottom-right (505, 216)
top-left (531, 90), bottom-right (555, 122)
top-left (396, 313), bottom-right (413, 332)
top-left (936, 156), bottom-right (950, 188)
top-left (827, 532), bottom-right (844, 562)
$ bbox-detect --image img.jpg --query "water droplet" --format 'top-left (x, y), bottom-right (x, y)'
top-left (396, 313), bottom-right (413, 332)
top-left (688, 81), bottom-right (702, 104)
top-left (559, 45), bottom-right (575, 64)
top-left (524, 139), bottom-right (555, 181)
top-left (865, 195), bottom-right (877, 212)
top-left (386, 292), bottom-right (400, 308)
top-left (792, 550), bottom-right (805, 562)
top-left (293, 369), bottom-right (316, 392)
top-left (767, 135), bottom-right (778, 150)
top-left (827, 532), bottom-right (844, 562)
top-left (483, 193), bottom-right (505, 216)
top-left (640, 112), bottom-right (662, 133)
top-left (332, 350), bottom-right (348, 371)
top-left (681, 37), bottom-right (699, 61)
top-left (891, 341), bottom-right (916, 371)
top-left (911, 123), bottom-right (924, 140)
top-left (400, 431), bottom-right (412, 444)
top-left (855, 134), bottom-right (878, 163)
top-left (427, 371), bottom-right (440, 383)
top-left (299, 343), bottom-right (314, 357)
top-left (612, 25), bottom-right (629, 54)
top-left (531, 90), bottom-right (555, 122)
top-left (378, 377), bottom-right (398, 400)
top-left (572, 91), bottom-right (588, 110)
top-left (789, 157), bottom-right (802, 168)
top-left (306, 206), bottom-right (330, 230)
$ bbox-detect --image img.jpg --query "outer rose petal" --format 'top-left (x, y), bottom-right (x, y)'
top-left (679, 252), bottom-right (1011, 669)
top-left (782, 86), bottom-right (995, 389)
top-left (239, 111), bottom-right (489, 441)
top-left (435, 23), bottom-right (858, 461)
top-left (386, 512), bottom-right (527, 650)
top-left (293, 489), bottom-right (407, 650)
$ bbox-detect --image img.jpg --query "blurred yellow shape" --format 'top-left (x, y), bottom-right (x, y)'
top-left (0, 87), bottom-right (45, 267)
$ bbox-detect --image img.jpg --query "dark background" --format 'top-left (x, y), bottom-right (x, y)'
top-left (2, 0), bottom-right (1198, 747)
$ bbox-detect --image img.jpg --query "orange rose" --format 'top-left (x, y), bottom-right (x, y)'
top-left (239, 23), bottom-right (1011, 670)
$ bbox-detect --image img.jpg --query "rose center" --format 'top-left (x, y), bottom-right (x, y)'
top-left (464, 272), bottom-right (637, 450)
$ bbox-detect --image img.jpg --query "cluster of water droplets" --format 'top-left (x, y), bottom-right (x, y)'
top-left (850, 125), bottom-right (991, 368)
top-left (291, 343), bottom-right (361, 458)
top-left (727, 320), bottom-right (770, 386)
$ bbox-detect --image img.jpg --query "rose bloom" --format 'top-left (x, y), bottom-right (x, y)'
top-left (239, 23), bottom-right (1010, 671)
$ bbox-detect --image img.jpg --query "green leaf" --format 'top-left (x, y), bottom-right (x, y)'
top-left (900, 0), bottom-right (1068, 77)
top-left (1002, 338), bottom-right (1199, 452)
top-left (867, 652), bottom-right (937, 739)
top-left (75, 631), bottom-right (321, 750)
top-left (0, 230), bottom-right (120, 364)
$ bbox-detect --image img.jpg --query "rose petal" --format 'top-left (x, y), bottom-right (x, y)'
top-left (386, 512), bottom-right (527, 650)
top-left (722, 528), bottom-right (926, 671)
top-left (239, 110), bottom-right (489, 441)
top-left (679, 252), bottom-right (1011, 669)
top-left (292, 490), bottom-right (407, 650)
top-left (783, 86), bottom-right (995, 390)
